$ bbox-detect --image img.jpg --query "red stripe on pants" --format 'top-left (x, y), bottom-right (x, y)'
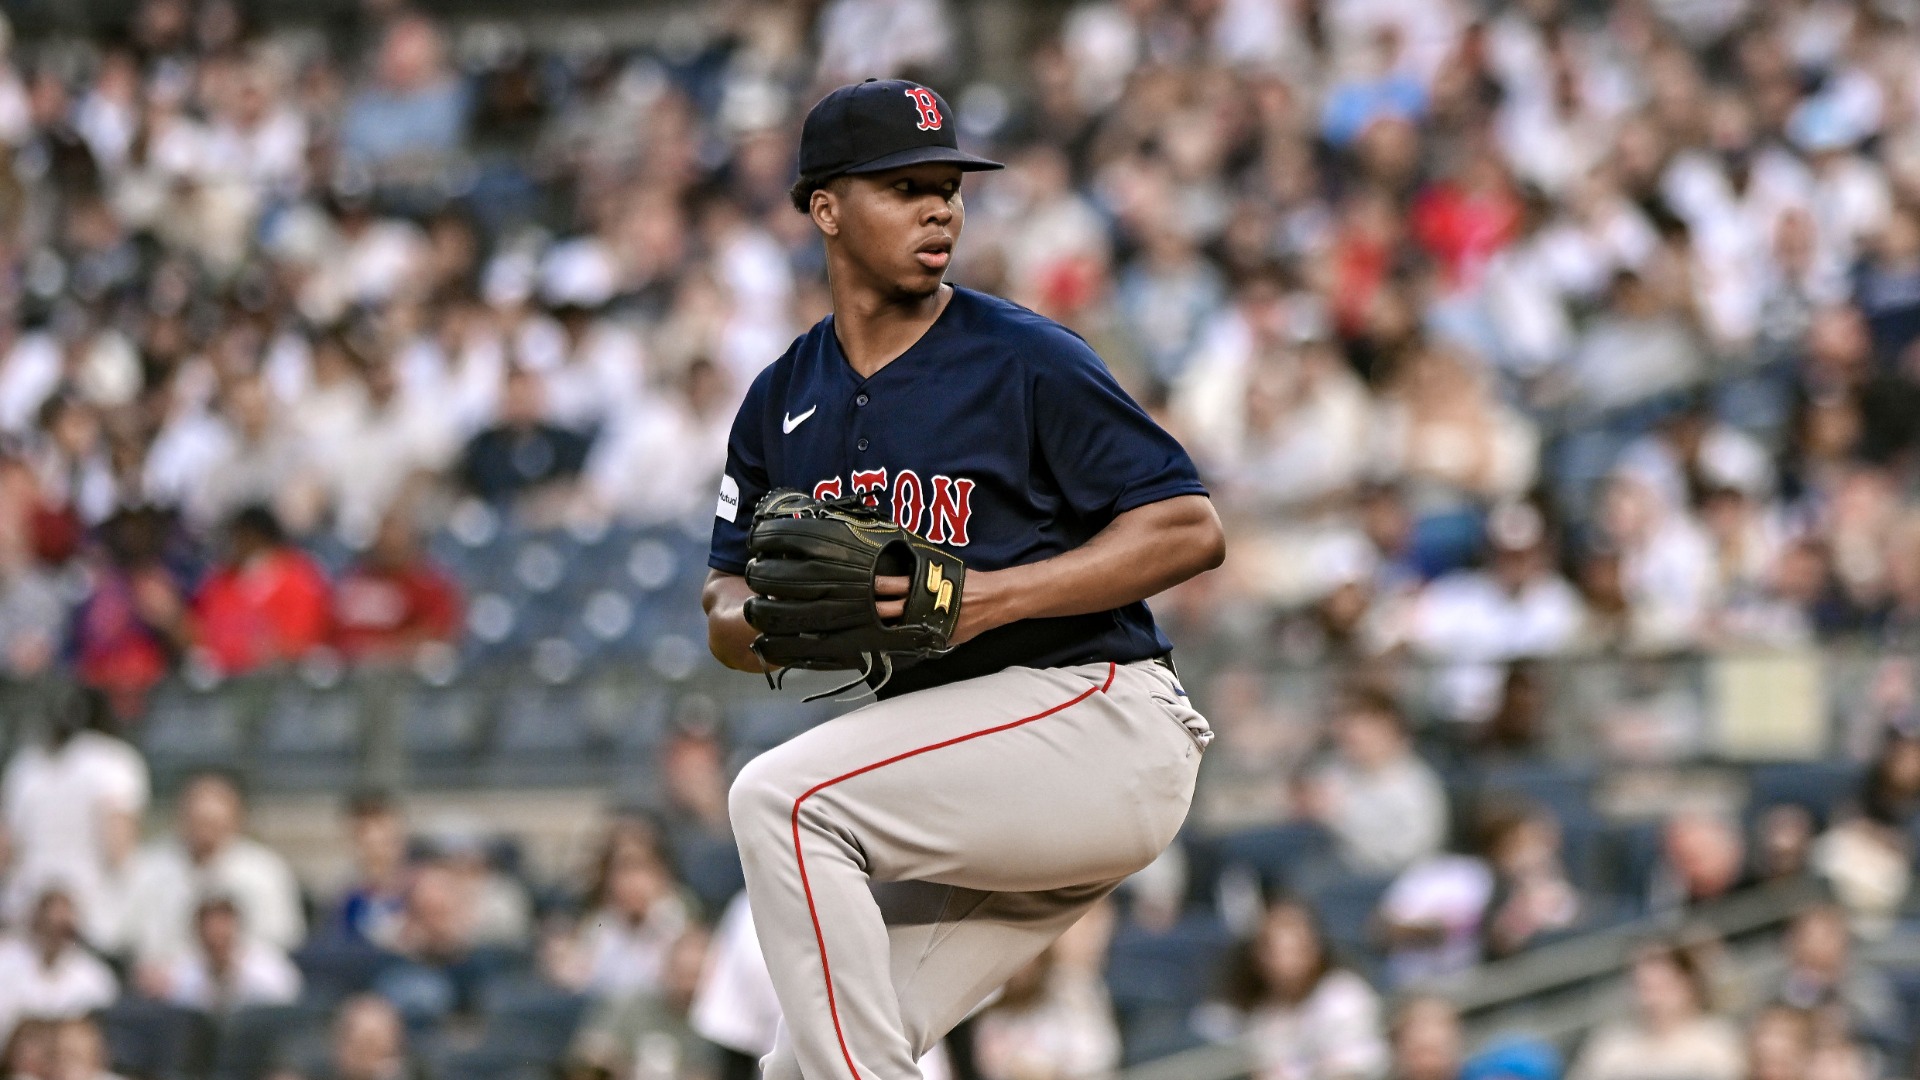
top-left (787, 662), bottom-right (1118, 1079)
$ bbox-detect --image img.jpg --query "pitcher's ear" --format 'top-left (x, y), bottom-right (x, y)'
top-left (811, 183), bottom-right (841, 236)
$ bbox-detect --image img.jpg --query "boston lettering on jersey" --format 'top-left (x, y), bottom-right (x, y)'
top-left (811, 469), bottom-right (974, 545)
top-left (711, 287), bottom-right (1207, 697)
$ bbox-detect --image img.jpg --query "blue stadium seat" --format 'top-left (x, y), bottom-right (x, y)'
top-left (1473, 760), bottom-right (1599, 809)
top-left (508, 591), bottom-right (577, 646)
top-left (1893, 970), bottom-right (1920, 1048)
top-left (1747, 761), bottom-right (1863, 828)
top-left (304, 532), bottom-right (358, 577)
top-left (1598, 820), bottom-right (1665, 912)
top-left (426, 1047), bottom-right (550, 1080)
top-left (292, 939), bottom-right (403, 1002)
top-left (1117, 1007), bottom-right (1208, 1067)
top-left (1207, 823), bottom-right (1334, 893)
top-left (1106, 912), bottom-right (1234, 1064)
top-left (492, 682), bottom-right (592, 753)
top-left (1301, 871), bottom-right (1395, 959)
top-left (671, 832), bottom-right (746, 913)
top-left (1106, 912), bottom-right (1235, 1010)
top-left (727, 697), bottom-right (841, 753)
top-left (139, 682), bottom-right (248, 778)
top-left (461, 532), bottom-right (528, 595)
top-left (96, 999), bottom-right (217, 1080)
top-left (210, 1003), bottom-right (332, 1080)
top-left (396, 679), bottom-right (487, 768)
top-left (607, 693), bottom-right (672, 760)
top-left (486, 681), bottom-right (613, 785)
top-left (256, 681), bottom-right (361, 789)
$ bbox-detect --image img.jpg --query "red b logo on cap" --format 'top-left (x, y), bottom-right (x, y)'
top-left (904, 87), bottom-right (942, 131)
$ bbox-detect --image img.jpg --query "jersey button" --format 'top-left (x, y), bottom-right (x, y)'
top-left (856, 394), bottom-right (869, 406)
top-left (856, 438), bottom-right (869, 451)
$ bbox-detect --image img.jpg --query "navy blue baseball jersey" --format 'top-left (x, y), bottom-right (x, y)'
top-left (710, 287), bottom-right (1208, 697)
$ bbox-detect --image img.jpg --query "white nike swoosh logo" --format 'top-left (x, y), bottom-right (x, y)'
top-left (783, 406), bottom-right (817, 434)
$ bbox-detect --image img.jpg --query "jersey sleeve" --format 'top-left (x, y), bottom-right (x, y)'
top-left (1030, 330), bottom-right (1208, 519)
top-left (709, 368), bottom-right (776, 576)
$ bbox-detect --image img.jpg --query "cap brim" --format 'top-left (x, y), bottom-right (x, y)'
top-left (839, 145), bottom-right (1004, 177)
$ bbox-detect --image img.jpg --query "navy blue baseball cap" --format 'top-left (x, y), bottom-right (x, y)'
top-left (795, 79), bottom-right (1003, 191)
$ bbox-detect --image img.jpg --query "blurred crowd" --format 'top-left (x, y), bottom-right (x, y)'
top-left (0, 677), bottom-right (1917, 1080)
top-left (0, 0), bottom-right (1912, 1076)
top-left (4, 0), bottom-right (1920, 709)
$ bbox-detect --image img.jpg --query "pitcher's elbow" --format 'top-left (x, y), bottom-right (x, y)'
top-left (1202, 528), bottom-right (1227, 571)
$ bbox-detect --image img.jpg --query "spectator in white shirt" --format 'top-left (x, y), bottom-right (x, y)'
top-left (1299, 687), bottom-right (1449, 876)
top-left (971, 905), bottom-right (1122, 1080)
top-left (1, 686), bottom-right (148, 953)
top-left (813, 0), bottom-right (957, 84)
top-left (1569, 941), bottom-right (1743, 1080)
top-left (30, 394), bottom-right (117, 528)
top-left (584, 357), bottom-right (735, 526)
top-left (545, 838), bottom-right (691, 1002)
top-left (1413, 503), bottom-right (1589, 657)
top-left (152, 896), bottom-right (302, 1015)
top-left (1203, 897), bottom-right (1390, 1080)
top-left (176, 373), bottom-right (318, 534)
top-left (124, 772), bottom-right (305, 968)
top-left (311, 359), bottom-right (457, 546)
top-left (1407, 502), bottom-right (1585, 719)
top-left (0, 890), bottom-right (118, 1046)
top-left (689, 891), bottom-right (782, 1069)
top-left (1596, 469), bottom-right (1718, 650)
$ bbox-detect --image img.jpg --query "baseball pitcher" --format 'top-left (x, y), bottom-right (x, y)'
top-left (702, 78), bottom-right (1224, 1080)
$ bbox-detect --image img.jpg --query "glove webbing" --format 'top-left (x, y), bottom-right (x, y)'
top-left (753, 643), bottom-right (897, 702)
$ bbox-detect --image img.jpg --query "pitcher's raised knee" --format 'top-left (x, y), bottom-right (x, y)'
top-left (728, 747), bottom-right (808, 844)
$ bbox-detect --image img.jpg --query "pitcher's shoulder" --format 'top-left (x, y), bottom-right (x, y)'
top-left (948, 287), bottom-right (1100, 366)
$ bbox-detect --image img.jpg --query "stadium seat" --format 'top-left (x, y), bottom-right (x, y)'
top-left (1300, 871), bottom-right (1396, 959)
top-left (1116, 1006), bottom-right (1209, 1067)
top-left (256, 680), bottom-right (362, 790)
top-left (304, 532), bottom-right (358, 577)
top-left (292, 939), bottom-right (403, 1003)
top-left (460, 534), bottom-right (525, 595)
top-left (1893, 970), bottom-right (1920, 1052)
top-left (1472, 761), bottom-right (1606, 874)
top-left (139, 681), bottom-right (249, 780)
top-left (1206, 822), bottom-right (1334, 894)
top-left (427, 1046), bottom-right (552, 1080)
top-left (727, 697), bottom-right (842, 754)
top-left (210, 1003), bottom-right (332, 1080)
top-left (671, 832), bottom-right (746, 913)
top-left (395, 679), bottom-right (488, 776)
top-left (1472, 760), bottom-right (1599, 809)
top-left (1597, 820), bottom-right (1666, 912)
top-left (96, 1000), bottom-right (217, 1080)
top-left (1105, 912), bottom-right (1234, 1065)
top-left (486, 681), bottom-right (607, 785)
top-left (1746, 761), bottom-right (1863, 829)
top-left (608, 691), bottom-right (674, 764)
top-left (1106, 912), bottom-right (1235, 1009)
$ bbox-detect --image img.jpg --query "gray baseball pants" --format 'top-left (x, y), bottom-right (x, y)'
top-left (727, 658), bottom-right (1210, 1080)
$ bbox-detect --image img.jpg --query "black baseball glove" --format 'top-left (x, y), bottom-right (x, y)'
top-left (743, 488), bottom-right (966, 697)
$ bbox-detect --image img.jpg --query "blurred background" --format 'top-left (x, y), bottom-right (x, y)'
top-left (0, 0), bottom-right (1916, 1078)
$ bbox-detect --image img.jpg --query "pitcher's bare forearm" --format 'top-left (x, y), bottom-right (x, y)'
top-left (947, 494), bottom-right (1224, 644)
top-left (703, 571), bottom-right (765, 672)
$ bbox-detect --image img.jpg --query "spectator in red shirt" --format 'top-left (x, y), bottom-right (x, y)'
top-left (73, 507), bottom-right (189, 717)
top-left (332, 506), bottom-right (462, 664)
top-left (192, 506), bottom-right (331, 674)
top-left (1409, 153), bottom-right (1522, 290)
